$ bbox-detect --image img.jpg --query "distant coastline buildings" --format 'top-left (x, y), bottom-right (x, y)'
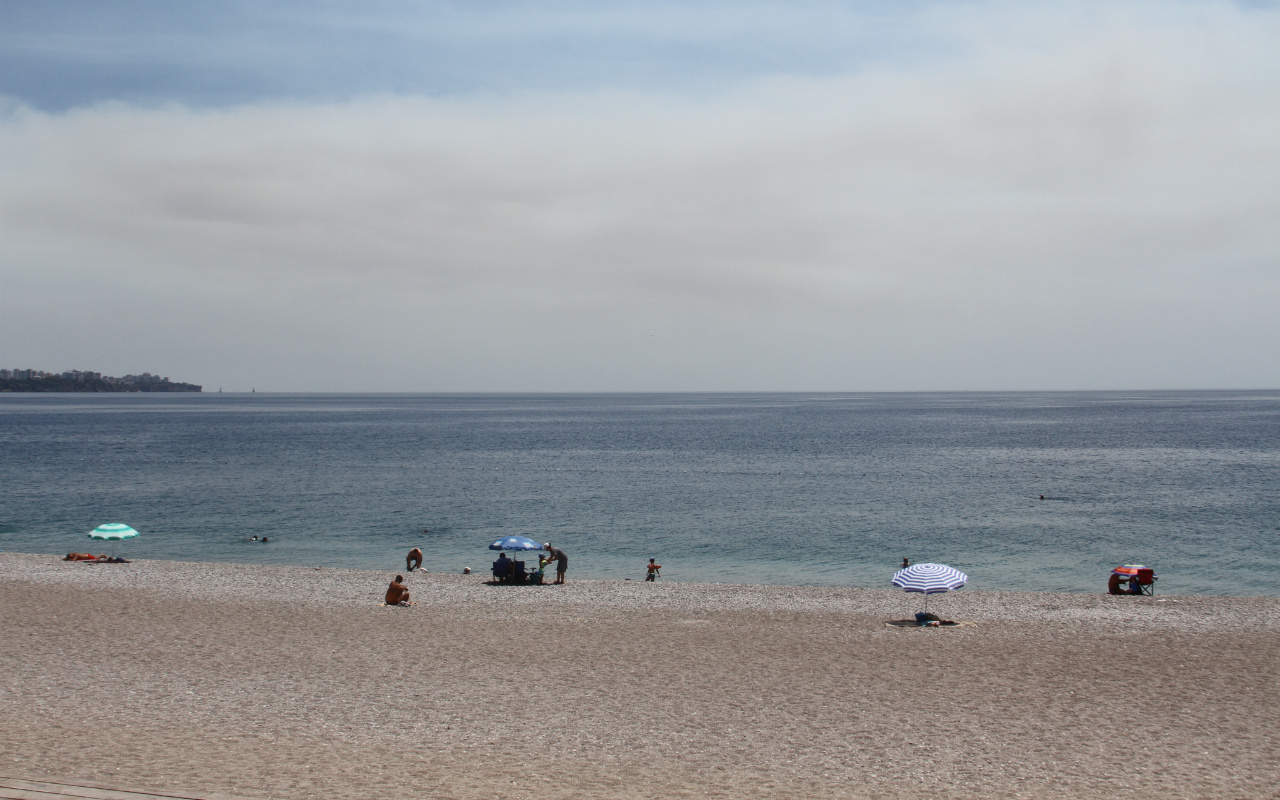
top-left (0, 368), bottom-right (201, 392)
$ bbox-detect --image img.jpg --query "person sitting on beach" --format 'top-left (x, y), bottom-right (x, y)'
top-left (646, 558), bottom-right (661, 581)
top-left (543, 543), bottom-right (568, 584)
top-left (406, 547), bottom-right (424, 572)
top-left (385, 575), bottom-right (412, 605)
top-left (1128, 577), bottom-right (1142, 595)
top-left (492, 552), bottom-right (512, 581)
top-left (1108, 573), bottom-right (1124, 595)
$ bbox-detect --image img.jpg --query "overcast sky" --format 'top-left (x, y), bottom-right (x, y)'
top-left (2, 1), bottom-right (1278, 391)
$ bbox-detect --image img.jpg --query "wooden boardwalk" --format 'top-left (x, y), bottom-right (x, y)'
top-left (0, 777), bottom-right (248, 800)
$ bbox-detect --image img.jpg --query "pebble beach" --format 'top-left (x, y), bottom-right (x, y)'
top-left (3, 552), bottom-right (1278, 799)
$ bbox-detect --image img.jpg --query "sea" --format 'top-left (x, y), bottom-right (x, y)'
top-left (2, 391), bottom-right (1278, 595)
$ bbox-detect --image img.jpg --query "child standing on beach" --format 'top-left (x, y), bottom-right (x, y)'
top-left (645, 558), bottom-right (661, 581)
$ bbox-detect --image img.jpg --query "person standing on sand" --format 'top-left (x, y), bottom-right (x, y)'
top-left (406, 547), bottom-right (423, 572)
top-left (385, 575), bottom-right (412, 605)
top-left (543, 543), bottom-right (568, 584)
top-left (646, 558), bottom-right (661, 581)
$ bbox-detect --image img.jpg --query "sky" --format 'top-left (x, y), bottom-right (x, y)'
top-left (2, 0), bottom-right (1279, 392)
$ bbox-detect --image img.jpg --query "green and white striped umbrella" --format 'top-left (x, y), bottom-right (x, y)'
top-left (88, 523), bottom-right (139, 541)
top-left (88, 523), bottom-right (138, 558)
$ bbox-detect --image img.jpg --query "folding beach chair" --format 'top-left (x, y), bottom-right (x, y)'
top-left (1133, 568), bottom-right (1157, 595)
top-left (492, 558), bottom-right (513, 582)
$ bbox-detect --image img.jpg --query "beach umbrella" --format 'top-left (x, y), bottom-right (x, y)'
top-left (1111, 564), bottom-right (1151, 578)
top-left (488, 535), bottom-right (543, 551)
top-left (88, 523), bottom-right (138, 558)
top-left (1111, 564), bottom-right (1157, 594)
top-left (891, 562), bottom-right (968, 614)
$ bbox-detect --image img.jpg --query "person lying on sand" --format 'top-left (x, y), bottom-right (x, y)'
top-left (385, 575), bottom-right (413, 605)
top-left (914, 612), bottom-right (958, 626)
top-left (406, 547), bottom-right (423, 572)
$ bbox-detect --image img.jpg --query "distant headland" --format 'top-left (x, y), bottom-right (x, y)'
top-left (0, 368), bottom-right (201, 392)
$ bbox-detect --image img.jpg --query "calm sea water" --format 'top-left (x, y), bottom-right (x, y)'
top-left (2, 392), bottom-right (1278, 595)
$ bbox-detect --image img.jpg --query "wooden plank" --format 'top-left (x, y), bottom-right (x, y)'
top-left (0, 778), bottom-right (180, 800)
top-left (0, 788), bottom-right (91, 800)
top-left (0, 778), bottom-right (243, 800)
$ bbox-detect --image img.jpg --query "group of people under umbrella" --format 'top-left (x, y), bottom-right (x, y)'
top-left (487, 536), bottom-right (568, 584)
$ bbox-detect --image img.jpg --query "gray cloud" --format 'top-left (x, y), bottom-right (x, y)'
top-left (2, 2), bottom-right (1279, 390)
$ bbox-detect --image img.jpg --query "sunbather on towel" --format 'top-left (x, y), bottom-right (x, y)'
top-left (385, 575), bottom-right (412, 605)
top-left (915, 612), bottom-right (958, 626)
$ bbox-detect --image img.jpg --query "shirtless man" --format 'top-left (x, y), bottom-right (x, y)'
top-left (406, 547), bottom-right (424, 572)
top-left (385, 575), bottom-right (412, 605)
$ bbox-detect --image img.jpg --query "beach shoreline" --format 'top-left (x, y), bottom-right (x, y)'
top-left (3, 552), bottom-right (1278, 799)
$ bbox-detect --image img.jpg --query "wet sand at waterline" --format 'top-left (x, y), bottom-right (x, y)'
top-left (2, 553), bottom-right (1278, 799)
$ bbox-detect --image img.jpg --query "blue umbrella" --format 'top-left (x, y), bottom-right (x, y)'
top-left (891, 563), bottom-right (968, 614)
top-left (488, 535), bottom-right (543, 551)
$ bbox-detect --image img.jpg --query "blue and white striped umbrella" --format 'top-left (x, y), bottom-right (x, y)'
top-left (488, 535), bottom-right (543, 551)
top-left (891, 563), bottom-right (968, 594)
top-left (892, 562), bottom-right (967, 614)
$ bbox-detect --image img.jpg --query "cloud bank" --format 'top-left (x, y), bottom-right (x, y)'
top-left (3, 2), bottom-right (1279, 390)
